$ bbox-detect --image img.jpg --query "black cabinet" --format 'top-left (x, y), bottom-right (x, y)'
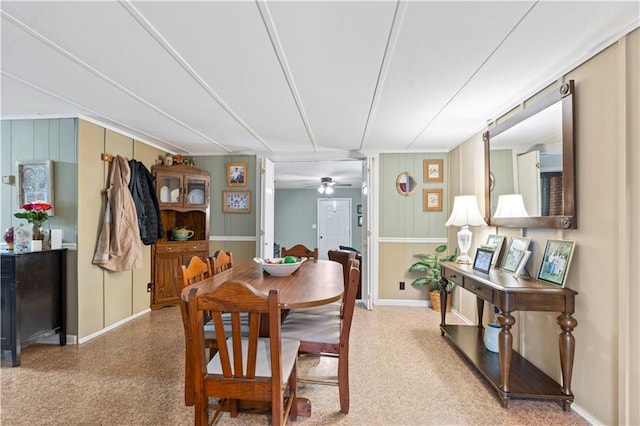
top-left (1, 249), bottom-right (66, 366)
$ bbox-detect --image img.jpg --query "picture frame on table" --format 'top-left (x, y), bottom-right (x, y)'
top-left (473, 247), bottom-right (494, 274)
top-left (537, 239), bottom-right (575, 287)
top-left (423, 159), bottom-right (443, 183)
top-left (500, 237), bottom-right (531, 273)
top-left (226, 162), bottom-right (247, 187)
top-left (222, 190), bottom-right (251, 214)
top-left (484, 234), bottom-right (505, 266)
top-left (513, 250), bottom-right (532, 278)
top-left (423, 188), bottom-right (443, 211)
top-left (18, 160), bottom-right (55, 216)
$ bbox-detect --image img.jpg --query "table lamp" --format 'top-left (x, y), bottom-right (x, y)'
top-left (494, 194), bottom-right (529, 217)
top-left (445, 195), bottom-right (486, 264)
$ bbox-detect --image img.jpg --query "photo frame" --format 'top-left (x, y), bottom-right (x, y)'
top-left (484, 234), bottom-right (505, 266)
top-left (500, 237), bottom-right (531, 273)
top-left (226, 162), bottom-right (247, 187)
top-left (473, 247), bottom-right (494, 274)
top-left (222, 190), bottom-right (251, 214)
top-left (537, 239), bottom-right (575, 287)
top-left (18, 160), bottom-right (55, 216)
top-left (357, 216), bottom-right (363, 227)
top-left (423, 188), bottom-right (443, 212)
top-left (357, 204), bottom-right (363, 214)
top-left (513, 250), bottom-right (532, 278)
top-left (423, 159), bottom-right (443, 183)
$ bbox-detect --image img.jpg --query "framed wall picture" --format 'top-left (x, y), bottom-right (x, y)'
top-left (358, 215), bottom-right (363, 227)
top-left (18, 160), bottom-right (55, 216)
top-left (484, 234), bottom-right (505, 266)
top-left (357, 204), bottom-right (363, 214)
top-left (473, 247), bottom-right (494, 274)
top-left (500, 237), bottom-right (531, 273)
top-left (423, 188), bottom-right (443, 212)
top-left (227, 162), bottom-right (247, 187)
top-left (537, 239), bottom-right (575, 287)
top-left (222, 190), bottom-right (251, 213)
top-left (423, 159), bottom-right (443, 183)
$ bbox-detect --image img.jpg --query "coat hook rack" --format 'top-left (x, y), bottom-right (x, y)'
top-left (101, 153), bottom-right (114, 162)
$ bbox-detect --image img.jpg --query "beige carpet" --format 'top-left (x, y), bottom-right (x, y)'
top-left (1, 305), bottom-right (587, 425)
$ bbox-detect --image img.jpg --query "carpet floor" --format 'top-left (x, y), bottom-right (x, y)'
top-left (1, 305), bottom-right (588, 425)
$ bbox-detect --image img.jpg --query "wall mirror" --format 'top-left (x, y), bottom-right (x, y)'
top-left (396, 172), bottom-right (417, 196)
top-left (484, 80), bottom-right (575, 229)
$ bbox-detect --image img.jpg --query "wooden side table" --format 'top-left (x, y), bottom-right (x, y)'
top-left (439, 261), bottom-right (578, 411)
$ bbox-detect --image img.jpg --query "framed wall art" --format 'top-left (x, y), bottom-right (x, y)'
top-left (423, 159), bottom-right (443, 183)
top-left (227, 162), bottom-right (247, 187)
top-left (500, 237), bottom-right (531, 273)
top-left (18, 160), bottom-right (55, 216)
top-left (223, 190), bottom-right (251, 214)
top-left (423, 188), bottom-right (443, 212)
top-left (537, 239), bottom-right (575, 287)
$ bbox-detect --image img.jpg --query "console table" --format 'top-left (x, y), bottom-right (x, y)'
top-left (1, 249), bottom-right (67, 367)
top-left (439, 261), bottom-right (578, 410)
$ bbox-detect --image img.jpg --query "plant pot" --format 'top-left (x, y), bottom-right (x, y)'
top-left (428, 290), bottom-right (451, 312)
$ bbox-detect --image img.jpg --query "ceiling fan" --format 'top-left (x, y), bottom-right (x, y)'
top-left (316, 176), bottom-right (351, 194)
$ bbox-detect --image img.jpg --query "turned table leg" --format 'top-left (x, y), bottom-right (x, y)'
top-left (558, 313), bottom-right (577, 410)
top-left (497, 311), bottom-right (516, 394)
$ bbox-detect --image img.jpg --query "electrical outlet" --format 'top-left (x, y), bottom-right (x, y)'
top-left (399, 281), bottom-right (405, 290)
top-left (147, 283), bottom-right (151, 293)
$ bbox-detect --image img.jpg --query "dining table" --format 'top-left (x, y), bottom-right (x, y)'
top-left (184, 258), bottom-right (344, 309)
top-left (181, 257), bottom-right (344, 418)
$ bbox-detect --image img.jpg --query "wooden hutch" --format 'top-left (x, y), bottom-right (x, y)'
top-left (150, 165), bottom-right (210, 309)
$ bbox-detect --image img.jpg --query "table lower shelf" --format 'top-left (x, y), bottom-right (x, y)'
top-left (441, 324), bottom-right (573, 409)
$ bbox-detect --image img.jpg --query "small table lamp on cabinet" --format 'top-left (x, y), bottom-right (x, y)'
top-left (445, 195), bottom-right (486, 264)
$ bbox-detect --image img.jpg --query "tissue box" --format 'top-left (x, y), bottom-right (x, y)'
top-left (50, 229), bottom-right (63, 250)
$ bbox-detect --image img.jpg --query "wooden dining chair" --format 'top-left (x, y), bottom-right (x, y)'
top-left (181, 255), bottom-right (212, 287)
top-left (280, 259), bottom-right (360, 414)
top-left (281, 244), bottom-right (318, 260)
top-left (180, 256), bottom-right (214, 407)
top-left (210, 249), bottom-right (233, 274)
top-left (185, 280), bottom-right (300, 426)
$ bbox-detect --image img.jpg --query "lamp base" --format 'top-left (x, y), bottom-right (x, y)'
top-left (456, 253), bottom-right (472, 264)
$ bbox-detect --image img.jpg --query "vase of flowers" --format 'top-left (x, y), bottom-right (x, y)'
top-left (14, 201), bottom-right (52, 241)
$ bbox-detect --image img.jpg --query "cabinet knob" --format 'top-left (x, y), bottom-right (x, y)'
top-left (166, 247), bottom-right (173, 251)
top-left (450, 274), bottom-right (457, 279)
top-left (472, 285), bottom-right (481, 291)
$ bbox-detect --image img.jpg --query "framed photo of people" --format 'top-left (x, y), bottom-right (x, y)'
top-left (227, 162), bottom-right (247, 187)
top-left (537, 239), bottom-right (575, 287)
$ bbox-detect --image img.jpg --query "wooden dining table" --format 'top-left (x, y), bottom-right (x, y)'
top-left (183, 258), bottom-right (344, 309)
top-left (181, 258), bottom-right (344, 418)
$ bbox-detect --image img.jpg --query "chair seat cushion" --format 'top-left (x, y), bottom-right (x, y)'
top-left (281, 312), bottom-right (341, 344)
top-left (289, 302), bottom-right (341, 317)
top-left (207, 337), bottom-right (300, 384)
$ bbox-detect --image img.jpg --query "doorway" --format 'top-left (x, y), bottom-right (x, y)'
top-left (317, 198), bottom-right (352, 260)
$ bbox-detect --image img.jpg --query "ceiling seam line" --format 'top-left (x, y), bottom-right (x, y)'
top-left (2, 70), bottom-right (185, 153)
top-left (119, 0), bottom-right (273, 152)
top-left (1, 9), bottom-right (231, 153)
top-left (406, 0), bottom-right (539, 150)
top-left (359, 0), bottom-right (405, 152)
top-left (255, 0), bottom-right (318, 152)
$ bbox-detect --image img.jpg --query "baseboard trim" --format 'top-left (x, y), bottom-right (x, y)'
top-left (78, 308), bottom-right (151, 344)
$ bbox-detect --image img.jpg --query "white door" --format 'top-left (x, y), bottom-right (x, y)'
top-left (317, 199), bottom-right (351, 260)
top-left (258, 157), bottom-right (275, 259)
top-left (517, 151), bottom-right (541, 216)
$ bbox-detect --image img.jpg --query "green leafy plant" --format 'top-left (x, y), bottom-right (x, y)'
top-left (409, 244), bottom-right (457, 292)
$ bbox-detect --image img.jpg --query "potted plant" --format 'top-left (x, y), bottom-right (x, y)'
top-left (409, 244), bottom-right (457, 312)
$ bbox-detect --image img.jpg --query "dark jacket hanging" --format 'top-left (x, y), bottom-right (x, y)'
top-left (128, 160), bottom-right (164, 245)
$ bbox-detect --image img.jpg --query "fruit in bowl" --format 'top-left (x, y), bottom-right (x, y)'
top-left (254, 257), bottom-right (306, 276)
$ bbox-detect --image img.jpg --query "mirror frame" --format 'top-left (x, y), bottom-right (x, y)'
top-left (483, 80), bottom-right (576, 229)
top-left (396, 172), bottom-right (417, 197)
